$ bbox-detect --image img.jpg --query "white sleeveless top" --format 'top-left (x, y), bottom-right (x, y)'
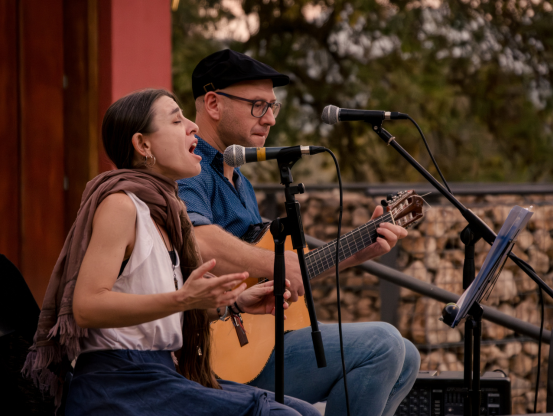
top-left (81, 191), bottom-right (184, 353)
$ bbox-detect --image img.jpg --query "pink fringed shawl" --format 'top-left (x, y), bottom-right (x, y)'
top-left (22, 169), bottom-right (197, 407)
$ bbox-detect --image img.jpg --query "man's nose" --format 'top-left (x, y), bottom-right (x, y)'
top-left (259, 107), bottom-right (276, 126)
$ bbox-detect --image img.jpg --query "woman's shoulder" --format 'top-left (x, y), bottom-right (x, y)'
top-left (95, 192), bottom-right (137, 223)
top-left (88, 192), bottom-right (138, 251)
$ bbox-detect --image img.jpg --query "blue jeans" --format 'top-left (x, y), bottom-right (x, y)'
top-left (248, 322), bottom-right (420, 416)
top-left (66, 350), bottom-right (319, 416)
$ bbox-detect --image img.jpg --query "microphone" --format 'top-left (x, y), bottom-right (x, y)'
top-left (224, 144), bottom-right (326, 168)
top-left (321, 105), bottom-right (408, 125)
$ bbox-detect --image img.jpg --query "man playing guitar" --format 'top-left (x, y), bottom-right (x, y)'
top-left (177, 49), bottom-right (420, 416)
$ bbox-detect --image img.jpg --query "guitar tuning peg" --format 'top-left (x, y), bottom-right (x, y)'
top-left (381, 199), bottom-right (389, 208)
top-left (386, 194), bottom-right (394, 201)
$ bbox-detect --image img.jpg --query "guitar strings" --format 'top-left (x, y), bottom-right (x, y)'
top-left (252, 209), bottom-right (391, 287)
top-left (306, 213), bottom-right (394, 277)
top-left (307, 213), bottom-right (393, 273)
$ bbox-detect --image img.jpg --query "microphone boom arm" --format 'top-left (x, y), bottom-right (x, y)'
top-left (369, 123), bottom-right (553, 299)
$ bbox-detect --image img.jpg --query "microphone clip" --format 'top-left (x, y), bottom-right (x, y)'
top-left (370, 120), bottom-right (383, 131)
top-left (277, 154), bottom-right (301, 185)
top-left (286, 183), bottom-right (306, 200)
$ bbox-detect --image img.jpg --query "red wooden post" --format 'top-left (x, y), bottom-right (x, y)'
top-left (0, 0), bottom-right (173, 307)
top-left (0, 0), bottom-right (20, 269)
top-left (19, 0), bottom-right (66, 306)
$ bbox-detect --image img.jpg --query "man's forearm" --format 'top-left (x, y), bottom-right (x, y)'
top-left (194, 224), bottom-right (275, 278)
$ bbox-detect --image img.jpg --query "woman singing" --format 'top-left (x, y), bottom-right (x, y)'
top-left (23, 89), bottom-right (318, 416)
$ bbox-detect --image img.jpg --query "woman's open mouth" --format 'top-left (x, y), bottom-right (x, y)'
top-left (189, 140), bottom-right (201, 161)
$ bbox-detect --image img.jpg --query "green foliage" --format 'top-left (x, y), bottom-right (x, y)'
top-left (172, 0), bottom-right (553, 183)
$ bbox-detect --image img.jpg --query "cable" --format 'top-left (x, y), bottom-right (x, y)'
top-left (535, 287), bottom-right (544, 413)
top-left (405, 115), bottom-right (452, 195)
top-left (322, 148), bottom-right (351, 416)
top-left (394, 113), bottom-right (551, 413)
top-left (493, 369), bottom-right (508, 377)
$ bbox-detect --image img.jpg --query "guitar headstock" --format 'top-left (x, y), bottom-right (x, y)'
top-left (384, 190), bottom-right (425, 229)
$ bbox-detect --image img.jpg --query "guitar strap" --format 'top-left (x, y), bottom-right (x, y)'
top-left (229, 308), bottom-right (249, 347)
top-left (241, 222), bottom-right (271, 244)
top-left (225, 222), bottom-right (273, 348)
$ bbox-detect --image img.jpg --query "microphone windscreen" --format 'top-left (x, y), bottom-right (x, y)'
top-left (321, 105), bottom-right (339, 125)
top-left (223, 144), bottom-right (245, 167)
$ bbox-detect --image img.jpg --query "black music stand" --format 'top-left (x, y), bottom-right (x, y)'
top-left (441, 205), bottom-right (533, 416)
top-left (366, 120), bottom-right (553, 414)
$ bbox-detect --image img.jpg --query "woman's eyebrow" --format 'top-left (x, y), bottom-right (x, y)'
top-left (169, 107), bottom-right (181, 115)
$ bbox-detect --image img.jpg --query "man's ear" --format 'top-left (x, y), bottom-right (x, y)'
top-left (203, 92), bottom-right (222, 121)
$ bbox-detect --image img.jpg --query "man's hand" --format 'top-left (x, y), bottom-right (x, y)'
top-left (236, 280), bottom-right (292, 316)
top-left (350, 205), bottom-right (408, 264)
top-left (285, 250), bottom-right (304, 302)
top-left (193, 224), bottom-right (306, 302)
top-left (312, 205), bottom-right (409, 280)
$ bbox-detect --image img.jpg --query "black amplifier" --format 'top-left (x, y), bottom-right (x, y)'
top-left (394, 371), bottom-right (511, 416)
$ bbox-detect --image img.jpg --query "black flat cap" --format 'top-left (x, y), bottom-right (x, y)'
top-left (192, 49), bottom-right (290, 99)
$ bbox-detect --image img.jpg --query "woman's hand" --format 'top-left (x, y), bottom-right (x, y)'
top-left (178, 259), bottom-right (249, 311)
top-left (235, 280), bottom-right (291, 317)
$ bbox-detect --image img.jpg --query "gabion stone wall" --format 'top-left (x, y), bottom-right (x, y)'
top-left (255, 189), bottom-right (553, 414)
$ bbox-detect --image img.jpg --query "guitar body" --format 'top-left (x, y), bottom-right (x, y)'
top-left (211, 232), bottom-right (311, 384)
top-left (210, 190), bottom-right (425, 384)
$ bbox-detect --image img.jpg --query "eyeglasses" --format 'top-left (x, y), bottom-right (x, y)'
top-left (215, 92), bottom-right (281, 118)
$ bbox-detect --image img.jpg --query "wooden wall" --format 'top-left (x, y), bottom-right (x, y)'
top-left (0, 0), bottom-right (20, 268)
top-left (18, 0), bottom-right (66, 307)
top-left (110, 0), bottom-right (172, 99)
top-left (0, 0), bottom-right (172, 307)
top-left (63, 0), bottom-right (100, 230)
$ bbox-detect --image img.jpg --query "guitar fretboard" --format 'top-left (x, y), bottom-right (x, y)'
top-left (305, 213), bottom-right (393, 279)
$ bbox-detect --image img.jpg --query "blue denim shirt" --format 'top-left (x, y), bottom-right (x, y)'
top-left (177, 137), bottom-right (262, 238)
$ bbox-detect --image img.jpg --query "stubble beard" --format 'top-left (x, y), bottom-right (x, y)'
top-left (217, 106), bottom-right (264, 149)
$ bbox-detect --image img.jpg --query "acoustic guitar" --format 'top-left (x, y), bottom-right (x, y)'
top-left (211, 190), bottom-right (425, 384)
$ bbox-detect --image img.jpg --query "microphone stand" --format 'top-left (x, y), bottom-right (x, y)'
top-left (270, 151), bottom-right (327, 404)
top-left (368, 121), bottom-right (553, 416)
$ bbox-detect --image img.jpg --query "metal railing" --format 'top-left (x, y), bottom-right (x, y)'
top-left (257, 182), bottom-right (553, 413)
top-left (303, 233), bottom-right (551, 343)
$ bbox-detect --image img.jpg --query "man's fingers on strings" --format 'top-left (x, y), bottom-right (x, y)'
top-left (377, 226), bottom-right (398, 246)
top-left (288, 283), bottom-right (304, 302)
top-left (261, 278), bottom-right (290, 288)
top-left (376, 236), bottom-right (391, 252)
top-left (379, 222), bottom-right (407, 238)
top-left (257, 280), bottom-right (274, 289)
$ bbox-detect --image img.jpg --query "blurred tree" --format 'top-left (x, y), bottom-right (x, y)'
top-left (172, 0), bottom-right (553, 183)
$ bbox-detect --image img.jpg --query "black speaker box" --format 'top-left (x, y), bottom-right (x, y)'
top-left (394, 370), bottom-right (511, 416)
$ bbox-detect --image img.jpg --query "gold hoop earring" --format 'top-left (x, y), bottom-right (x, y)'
top-left (142, 153), bottom-right (156, 168)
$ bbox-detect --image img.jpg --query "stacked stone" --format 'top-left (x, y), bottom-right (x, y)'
top-left (256, 189), bottom-right (553, 413)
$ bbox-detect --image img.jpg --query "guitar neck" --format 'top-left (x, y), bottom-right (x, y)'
top-left (305, 213), bottom-right (394, 279)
